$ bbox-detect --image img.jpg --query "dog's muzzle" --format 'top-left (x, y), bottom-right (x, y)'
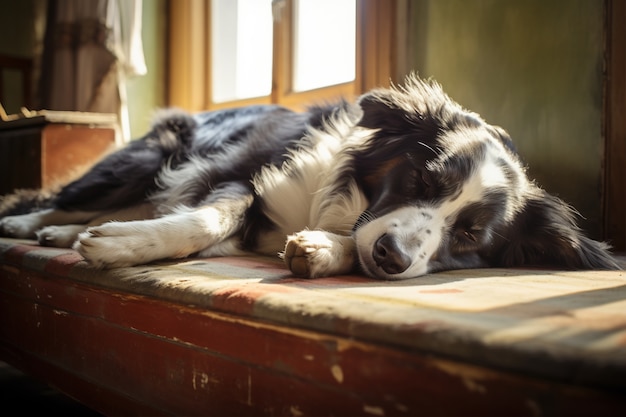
top-left (372, 233), bottom-right (412, 274)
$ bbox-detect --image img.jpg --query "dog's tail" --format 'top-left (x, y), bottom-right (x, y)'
top-left (0, 188), bottom-right (58, 217)
top-left (54, 109), bottom-right (197, 212)
top-left (148, 108), bottom-right (197, 154)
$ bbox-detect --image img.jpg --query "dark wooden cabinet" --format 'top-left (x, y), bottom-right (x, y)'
top-left (0, 112), bottom-right (116, 195)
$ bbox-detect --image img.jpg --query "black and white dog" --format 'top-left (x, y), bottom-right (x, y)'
top-left (0, 76), bottom-right (619, 279)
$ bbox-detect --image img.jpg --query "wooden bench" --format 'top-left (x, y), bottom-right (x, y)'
top-left (0, 237), bottom-right (625, 415)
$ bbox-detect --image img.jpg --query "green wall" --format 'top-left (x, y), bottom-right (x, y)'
top-left (0, 0), bottom-right (35, 56)
top-left (410, 0), bottom-right (604, 237)
top-left (0, 0), bottom-right (37, 114)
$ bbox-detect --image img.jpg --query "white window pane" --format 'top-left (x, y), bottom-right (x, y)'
top-left (211, 0), bottom-right (273, 103)
top-left (292, 0), bottom-right (356, 92)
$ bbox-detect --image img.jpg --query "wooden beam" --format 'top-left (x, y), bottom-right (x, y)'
top-left (167, 0), bottom-right (208, 111)
top-left (603, 0), bottom-right (626, 250)
top-left (356, 0), bottom-right (398, 91)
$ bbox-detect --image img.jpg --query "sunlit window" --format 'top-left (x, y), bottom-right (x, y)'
top-left (292, 0), bottom-right (356, 92)
top-left (210, 0), bottom-right (356, 104)
top-left (170, 0), bottom-right (398, 111)
top-left (211, 0), bottom-right (273, 103)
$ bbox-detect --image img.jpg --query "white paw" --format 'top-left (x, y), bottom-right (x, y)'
top-left (283, 230), bottom-right (355, 278)
top-left (36, 225), bottom-right (87, 248)
top-left (73, 222), bottom-right (161, 268)
top-left (0, 213), bottom-right (42, 238)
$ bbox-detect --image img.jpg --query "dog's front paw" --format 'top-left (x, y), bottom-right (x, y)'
top-left (283, 230), bottom-right (355, 278)
top-left (73, 222), bottom-right (156, 268)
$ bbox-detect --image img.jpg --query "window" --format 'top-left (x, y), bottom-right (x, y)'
top-left (210, 0), bottom-right (274, 103)
top-left (168, 0), bottom-right (398, 111)
top-left (290, 0), bottom-right (356, 92)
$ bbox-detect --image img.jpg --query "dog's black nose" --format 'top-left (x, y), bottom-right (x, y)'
top-left (373, 234), bottom-right (411, 274)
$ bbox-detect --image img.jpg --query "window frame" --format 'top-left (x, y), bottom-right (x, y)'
top-left (167, 0), bottom-right (399, 111)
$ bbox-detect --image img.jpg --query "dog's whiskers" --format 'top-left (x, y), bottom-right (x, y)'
top-left (352, 210), bottom-right (376, 231)
top-left (491, 230), bottom-right (510, 242)
top-left (418, 141), bottom-right (438, 156)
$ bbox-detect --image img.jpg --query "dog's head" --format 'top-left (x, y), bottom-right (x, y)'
top-left (351, 75), bottom-right (619, 280)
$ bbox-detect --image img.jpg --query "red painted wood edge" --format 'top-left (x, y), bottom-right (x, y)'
top-left (1, 264), bottom-right (625, 415)
top-left (0, 344), bottom-right (166, 416)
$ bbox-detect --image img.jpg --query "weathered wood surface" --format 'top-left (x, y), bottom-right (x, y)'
top-left (1, 238), bottom-right (625, 415)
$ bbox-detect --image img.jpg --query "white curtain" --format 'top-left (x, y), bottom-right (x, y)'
top-left (42, 0), bottom-right (146, 142)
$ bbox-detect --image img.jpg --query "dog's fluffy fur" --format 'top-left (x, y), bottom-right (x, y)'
top-left (0, 76), bottom-right (620, 279)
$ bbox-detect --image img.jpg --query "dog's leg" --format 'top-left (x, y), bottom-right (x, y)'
top-left (74, 183), bottom-right (253, 268)
top-left (35, 203), bottom-right (155, 248)
top-left (0, 209), bottom-right (103, 239)
top-left (283, 230), bottom-right (356, 278)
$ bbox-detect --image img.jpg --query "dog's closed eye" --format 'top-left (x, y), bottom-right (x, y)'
top-left (452, 227), bottom-right (484, 251)
top-left (462, 230), bottom-right (478, 243)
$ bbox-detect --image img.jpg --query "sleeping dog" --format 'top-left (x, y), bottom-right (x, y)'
top-left (0, 75), bottom-right (619, 279)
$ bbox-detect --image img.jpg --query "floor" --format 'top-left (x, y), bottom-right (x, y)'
top-left (0, 362), bottom-right (102, 416)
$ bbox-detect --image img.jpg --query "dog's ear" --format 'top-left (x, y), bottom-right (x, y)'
top-left (357, 93), bottom-right (414, 132)
top-left (495, 189), bottom-right (620, 270)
